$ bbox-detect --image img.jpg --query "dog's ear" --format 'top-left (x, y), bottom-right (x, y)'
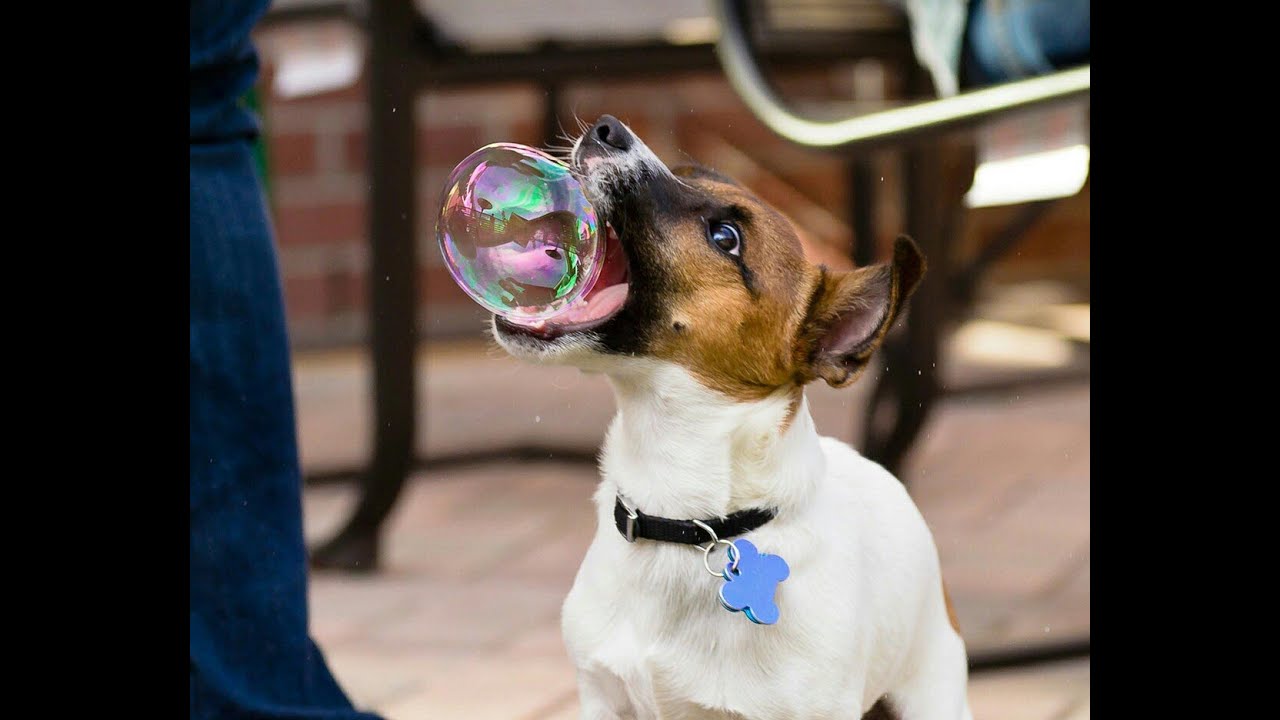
top-left (798, 236), bottom-right (925, 388)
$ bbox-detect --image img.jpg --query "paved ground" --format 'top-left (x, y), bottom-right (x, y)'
top-left (297, 292), bottom-right (1089, 719)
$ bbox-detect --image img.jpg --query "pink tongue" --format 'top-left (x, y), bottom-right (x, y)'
top-left (549, 283), bottom-right (629, 325)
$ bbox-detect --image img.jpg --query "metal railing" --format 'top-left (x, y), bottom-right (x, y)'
top-left (712, 0), bottom-right (1089, 150)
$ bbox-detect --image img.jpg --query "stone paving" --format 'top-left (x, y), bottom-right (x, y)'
top-left (297, 306), bottom-right (1089, 719)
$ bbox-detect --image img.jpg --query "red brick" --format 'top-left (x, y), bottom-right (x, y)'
top-left (268, 132), bottom-right (317, 175)
top-left (273, 202), bottom-right (366, 246)
top-left (676, 111), bottom-right (782, 157)
top-left (771, 71), bottom-right (842, 100)
top-left (283, 268), bottom-right (372, 319)
top-left (345, 131), bottom-right (366, 172)
top-left (282, 274), bottom-right (328, 319)
top-left (613, 115), bottom-right (656, 144)
top-left (421, 265), bottom-right (473, 304)
top-left (325, 268), bottom-right (367, 314)
top-left (348, 124), bottom-right (486, 172)
top-left (961, 184), bottom-right (1090, 271)
top-left (774, 163), bottom-right (848, 213)
top-left (418, 125), bottom-right (485, 167)
top-left (509, 119), bottom-right (546, 149)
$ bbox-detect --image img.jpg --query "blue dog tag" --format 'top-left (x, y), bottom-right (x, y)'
top-left (718, 539), bottom-right (789, 625)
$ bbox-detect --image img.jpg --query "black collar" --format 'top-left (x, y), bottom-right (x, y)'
top-left (614, 495), bottom-right (777, 544)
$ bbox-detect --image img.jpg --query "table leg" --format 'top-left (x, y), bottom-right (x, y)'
top-left (311, 0), bottom-right (419, 573)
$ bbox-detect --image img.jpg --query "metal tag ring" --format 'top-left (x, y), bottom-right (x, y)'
top-left (691, 519), bottom-right (741, 577)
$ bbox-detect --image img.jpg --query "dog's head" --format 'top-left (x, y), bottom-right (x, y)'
top-left (493, 115), bottom-right (924, 400)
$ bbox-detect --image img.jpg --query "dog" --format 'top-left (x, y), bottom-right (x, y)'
top-left (493, 115), bottom-right (971, 720)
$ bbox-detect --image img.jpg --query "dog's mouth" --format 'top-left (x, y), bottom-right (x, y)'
top-left (494, 218), bottom-right (631, 341)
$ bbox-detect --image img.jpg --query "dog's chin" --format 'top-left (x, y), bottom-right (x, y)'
top-left (491, 320), bottom-right (612, 374)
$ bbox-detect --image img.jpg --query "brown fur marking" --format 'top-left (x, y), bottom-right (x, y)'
top-left (641, 173), bottom-right (924, 403)
top-left (645, 177), bottom-right (818, 400)
top-left (778, 385), bottom-right (805, 433)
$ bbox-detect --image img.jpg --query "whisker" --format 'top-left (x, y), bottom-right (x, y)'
top-left (553, 115), bottom-right (576, 147)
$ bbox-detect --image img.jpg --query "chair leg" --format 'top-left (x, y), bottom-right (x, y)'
top-left (861, 139), bottom-right (971, 478)
top-left (861, 318), bottom-right (942, 476)
top-left (850, 156), bottom-right (878, 268)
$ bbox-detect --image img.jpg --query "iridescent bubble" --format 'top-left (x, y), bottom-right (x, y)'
top-left (436, 143), bottom-right (601, 321)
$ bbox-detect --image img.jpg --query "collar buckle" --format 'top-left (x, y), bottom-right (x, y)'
top-left (619, 494), bottom-right (639, 543)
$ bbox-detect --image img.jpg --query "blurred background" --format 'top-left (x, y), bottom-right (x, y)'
top-left (249, 0), bottom-right (1088, 717)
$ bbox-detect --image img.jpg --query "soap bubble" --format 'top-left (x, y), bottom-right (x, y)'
top-left (436, 143), bottom-right (601, 321)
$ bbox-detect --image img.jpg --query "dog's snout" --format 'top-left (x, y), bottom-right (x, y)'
top-left (590, 115), bottom-right (633, 152)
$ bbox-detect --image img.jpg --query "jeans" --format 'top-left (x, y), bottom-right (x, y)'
top-left (964, 0), bottom-right (1090, 85)
top-left (190, 1), bottom-right (381, 717)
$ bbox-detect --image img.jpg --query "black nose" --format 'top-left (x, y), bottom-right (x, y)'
top-left (590, 115), bottom-right (633, 152)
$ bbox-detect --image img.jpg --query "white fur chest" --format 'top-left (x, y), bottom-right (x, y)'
top-left (561, 435), bottom-right (943, 720)
top-left (552, 366), bottom-right (963, 719)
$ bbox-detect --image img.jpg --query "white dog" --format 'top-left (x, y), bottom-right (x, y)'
top-left (494, 115), bottom-right (971, 720)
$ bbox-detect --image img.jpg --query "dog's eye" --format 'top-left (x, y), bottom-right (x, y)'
top-left (708, 221), bottom-right (742, 257)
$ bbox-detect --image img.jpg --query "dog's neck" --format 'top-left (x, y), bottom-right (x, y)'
top-left (599, 362), bottom-right (825, 521)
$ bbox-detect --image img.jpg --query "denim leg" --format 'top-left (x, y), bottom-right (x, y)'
top-left (189, 139), bottom-right (382, 720)
top-left (965, 0), bottom-right (1090, 84)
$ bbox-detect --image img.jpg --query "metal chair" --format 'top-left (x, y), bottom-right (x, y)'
top-left (713, 0), bottom-right (1088, 475)
top-left (262, 0), bottom-right (1088, 575)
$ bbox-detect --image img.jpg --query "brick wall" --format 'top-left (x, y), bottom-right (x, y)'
top-left (255, 52), bottom-right (1088, 349)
